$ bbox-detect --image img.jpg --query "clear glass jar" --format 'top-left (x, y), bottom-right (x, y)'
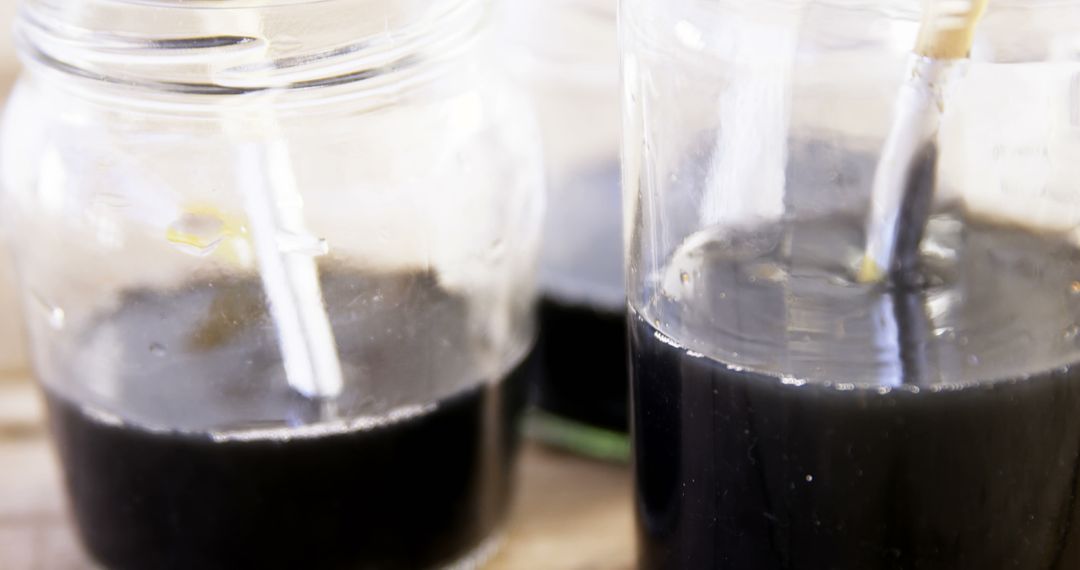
top-left (2, 0), bottom-right (543, 568)
top-left (499, 0), bottom-right (628, 457)
top-left (623, 0), bottom-right (1080, 567)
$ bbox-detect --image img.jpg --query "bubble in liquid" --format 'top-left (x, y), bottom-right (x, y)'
top-left (1066, 325), bottom-right (1080, 341)
top-left (167, 212), bottom-right (226, 257)
top-left (1070, 281), bottom-right (1080, 295)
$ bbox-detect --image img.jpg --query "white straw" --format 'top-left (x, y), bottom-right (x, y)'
top-left (859, 0), bottom-right (988, 282)
top-left (235, 121), bottom-right (344, 400)
top-left (211, 8), bottom-right (345, 401)
top-left (861, 57), bottom-right (949, 281)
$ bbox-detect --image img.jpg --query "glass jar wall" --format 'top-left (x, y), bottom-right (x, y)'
top-left (1, 1), bottom-right (543, 568)
top-left (622, 0), bottom-right (1080, 567)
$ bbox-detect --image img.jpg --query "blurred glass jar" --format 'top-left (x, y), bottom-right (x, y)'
top-left (0, 43), bottom-right (26, 381)
top-left (2, 0), bottom-right (543, 568)
top-left (623, 0), bottom-right (1080, 567)
top-left (0, 249), bottom-right (26, 380)
top-left (500, 0), bottom-right (628, 458)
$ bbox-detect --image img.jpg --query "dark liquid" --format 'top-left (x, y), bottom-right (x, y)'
top-left (535, 157), bottom-right (629, 437)
top-left (535, 297), bottom-right (628, 433)
top-left (632, 215), bottom-right (1080, 569)
top-left (42, 271), bottom-right (533, 570)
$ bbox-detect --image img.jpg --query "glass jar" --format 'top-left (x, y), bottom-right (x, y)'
top-left (499, 0), bottom-right (628, 458)
top-left (623, 0), bottom-right (1080, 567)
top-left (1, 0), bottom-right (543, 568)
top-left (0, 28), bottom-right (25, 381)
top-left (0, 246), bottom-right (26, 380)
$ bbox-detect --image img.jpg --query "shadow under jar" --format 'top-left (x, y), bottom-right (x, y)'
top-left (621, 0), bottom-right (1080, 568)
top-left (1, 1), bottom-right (544, 568)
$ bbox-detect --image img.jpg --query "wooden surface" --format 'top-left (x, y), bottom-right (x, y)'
top-left (0, 375), bottom-right (635, 570)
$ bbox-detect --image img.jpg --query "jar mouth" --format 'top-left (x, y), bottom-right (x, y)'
top-left (16, 0), bottom-right (488, 96)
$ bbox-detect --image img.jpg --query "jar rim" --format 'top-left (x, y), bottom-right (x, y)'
top-left (15, 0), bottom-right (490, 97)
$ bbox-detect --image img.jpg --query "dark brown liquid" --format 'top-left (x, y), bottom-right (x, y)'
top-left (535, 158), bottom-right (628, 436)
top-left (535, 297), bottom-right (628, 433)
top-left (632, 214), bottom-right (1080, 569)
top-left (42, 271), bottom-right (534, 570)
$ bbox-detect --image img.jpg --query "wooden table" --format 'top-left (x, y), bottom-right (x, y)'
top-left (0, 376), bottom-right (635, 570)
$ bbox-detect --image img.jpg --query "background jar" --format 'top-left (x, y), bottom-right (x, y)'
top-left (0, 0), bottom-right (25, 383)
top-left (500, 0), bottom-right (628, 457)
